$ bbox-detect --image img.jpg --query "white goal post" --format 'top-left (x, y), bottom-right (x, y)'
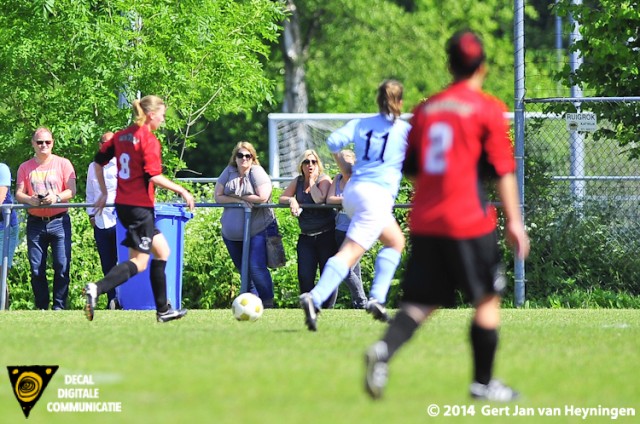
top-left (267, 112), bottom-right (517, 180)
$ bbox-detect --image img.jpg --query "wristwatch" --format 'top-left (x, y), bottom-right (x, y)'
top-left (56, 194), bottom-right (62, 203)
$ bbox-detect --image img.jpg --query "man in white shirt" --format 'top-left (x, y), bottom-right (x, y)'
top-left (86, 132), bottom-right (119, 309)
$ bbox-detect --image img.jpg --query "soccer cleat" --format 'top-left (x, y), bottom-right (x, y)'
top-left (299, 293), bottom-right (319, 331)
top-left (470, 379), bottom-right (520, 402)
top-left (83, 283), bottom-right (98, 321)
top-left (156, 307), bottom-right (188, 323)
top-left (366, 298), bottom-right (390, 323)
top-left (364, 341), bottom-right (389, 399)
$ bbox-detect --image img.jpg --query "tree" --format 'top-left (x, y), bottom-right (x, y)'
top-left (554, 0), bottom-right (640, 157)
top-left (0, 0), bottom-right (284, 182)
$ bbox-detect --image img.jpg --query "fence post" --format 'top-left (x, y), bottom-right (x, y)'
top-left (0, 206), bottom-right (11, 310)
top-left (239, 206), bottom-right (252, 294)
top-left (513, 0), bottom-right (526, 306)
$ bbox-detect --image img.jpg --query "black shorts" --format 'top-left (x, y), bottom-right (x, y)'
top-left (115, 204), bottom-right (160, 254)
top-left (400, 232), bottom-right (506, 307)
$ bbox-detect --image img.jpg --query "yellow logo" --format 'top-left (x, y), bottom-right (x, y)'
top-left (7, 365), bottom-right (59, 418)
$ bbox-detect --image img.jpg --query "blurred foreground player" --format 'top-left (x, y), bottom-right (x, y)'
top-left (364, 30), bottom-right (530, 401)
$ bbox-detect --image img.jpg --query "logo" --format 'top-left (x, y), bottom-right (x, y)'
top-left (138, 236), bottom-right (152, 251)
top-left (7, 365), bottom-right (59, 418)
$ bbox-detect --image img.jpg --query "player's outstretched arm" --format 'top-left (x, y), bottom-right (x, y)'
top-left (150, 174), bottom-right (195, 211)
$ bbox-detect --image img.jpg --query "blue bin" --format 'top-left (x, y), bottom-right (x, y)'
top-left (115, 204), bottom-right (193, 310)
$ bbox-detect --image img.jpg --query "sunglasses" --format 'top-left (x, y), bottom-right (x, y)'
top-left (302, 159), bottom-right (318, 166)
top-left (36, 140), bottom-right (53, 146)
top-left (236, 153), bottom-right (253, 160)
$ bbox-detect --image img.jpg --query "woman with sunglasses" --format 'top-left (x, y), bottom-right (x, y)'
top-left (279, 150), bottom-right (338, 309)
top-left (299, 80), bottom-right (411, 331)
top-left (215, 142), bottom-right (275, 307)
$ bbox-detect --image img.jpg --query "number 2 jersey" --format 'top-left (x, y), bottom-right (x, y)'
top-left (326, 113), bottom-right (411, 200)
top-left (403, 81), bottom-right (515, 239)
top-left (94, 124), bottom-right (163, 207)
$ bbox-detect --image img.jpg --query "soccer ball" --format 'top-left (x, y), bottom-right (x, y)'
top-left (232, 293), bottom-right (264, 322)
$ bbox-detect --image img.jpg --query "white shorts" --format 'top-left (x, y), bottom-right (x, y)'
top-left (343, 181), bottom-right (395, 250)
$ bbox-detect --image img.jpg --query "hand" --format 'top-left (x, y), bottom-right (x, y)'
top-left (289, 198), bottom-right (301, 217)
top-left (94, 193), bottom-right (107, 214)
top-left (89, 216), bottom-right (96, 227)
top-left (505, 220), bottom-right (530, 259)
top-left (180, 190), bottom-right (195, 211)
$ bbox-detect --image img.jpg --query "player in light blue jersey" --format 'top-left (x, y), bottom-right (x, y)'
top-left (300, 79), bottom-right (411, 331)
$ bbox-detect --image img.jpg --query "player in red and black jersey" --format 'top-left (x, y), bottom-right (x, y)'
top-left (364, 30), bottom-right (529, 401)
top-left (83, 95), bottom-right (195, 323)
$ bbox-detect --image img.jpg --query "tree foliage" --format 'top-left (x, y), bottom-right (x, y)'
top-left (552, 1), bottom-right (640, 157)
top-left (0, 0), bottom-right (284, 183)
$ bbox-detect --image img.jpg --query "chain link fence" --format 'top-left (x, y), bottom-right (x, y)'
top-left (522, 97), bottom-right (640, 303)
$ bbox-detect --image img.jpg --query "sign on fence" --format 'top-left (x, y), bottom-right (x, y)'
top-left (565, 112), bottom-right (597, 132)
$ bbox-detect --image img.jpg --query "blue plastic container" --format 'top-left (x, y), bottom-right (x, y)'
top-left (115, 204), bottom-right (193, 310)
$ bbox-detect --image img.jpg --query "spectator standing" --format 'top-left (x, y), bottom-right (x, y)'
top-left (0, 162), bottom-right (20, 307)
top-left (326, 150), bottom-right (366, 309)
top-left (86, 131), bottom-right (118, 309)
top-left (84, 95), bottom-right (195, 322)
top-left (215, 141), bottom-right (275, 308)
top-left (364, 30), bottom-right (530, 401)
top-left (15, 127), bottom-right (76, 310)
top-left (279, 150), bottom-right (338, 309)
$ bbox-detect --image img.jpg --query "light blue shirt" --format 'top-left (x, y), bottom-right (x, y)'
top-left (326, 113), bottom-right (410, 199)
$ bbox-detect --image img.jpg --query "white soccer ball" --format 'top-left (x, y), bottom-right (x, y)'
top-left (232, 293), bottom-right (264, 322)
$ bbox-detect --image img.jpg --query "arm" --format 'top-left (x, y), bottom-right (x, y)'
top-left (241, 181), bottom-right (271, 204)
top-left (279, 177), bottom-right (302, 216)
top-left (150, 174), bottom-right (195, 211)
top-left (309, 174), bottom-right (332, 204)
top-left (14, 167), bottom-right (40, 207)
top-left (496, 172), bottom-right (529, 259)
top-left (326, 175), bottom-right (342, 205)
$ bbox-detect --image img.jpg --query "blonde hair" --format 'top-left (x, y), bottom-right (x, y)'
top-left (228, 141), bottom-right (260, 167)
top-left (298, 149), bottom-right (325, 176)
top-left (132, 95), bottom-right (165, 127)
top-left (336, 149), bottom-right (355, 176)
top-left (376, 79), bottom-right (404, 119)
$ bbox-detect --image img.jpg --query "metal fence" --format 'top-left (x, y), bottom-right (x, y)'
top-left (521, 97), bottom-right (640, 298)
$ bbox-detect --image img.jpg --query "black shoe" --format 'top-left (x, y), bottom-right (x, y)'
top-left (299, 293), bottom-right (319, 331)
top-left (83, 283), bottom-right (98, 321)
top-left (470, 380), bottom-right (520, 402)
top-left (366, 298), bottom-right (390, 323)
top-left (364, 341), bottom-right (389, 399)
top-left (156, 307), bottom-right (188, 323)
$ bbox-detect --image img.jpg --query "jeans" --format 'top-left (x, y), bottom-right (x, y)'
top-left (27, 214), bottom-right (72, 310)
top-left (335, 230), bottom-right (367, 308)
top-left (297, 229), bottom-right (338, 308)
top-left (93, 225), bottom-right (117, 303)
top-left (223, 229), bottom-right (274, 305)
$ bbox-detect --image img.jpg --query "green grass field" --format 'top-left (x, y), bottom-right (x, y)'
top-left (1, 309), bottom-right (638, 424)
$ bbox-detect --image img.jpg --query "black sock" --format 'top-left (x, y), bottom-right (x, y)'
top-left (97, 261), bottom-right (138, 296)
top-left (381, 310), bottom-right (420, 361)
top-left (470, 322), bottom-right (498, 385)
top-left (150, 259), bottom-right (168, 313)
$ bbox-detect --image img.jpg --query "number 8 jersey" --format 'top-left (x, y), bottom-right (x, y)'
top-left (403, 81), bottom-right (515, 239)
top-left (94, 124), bottom-right (163, 207)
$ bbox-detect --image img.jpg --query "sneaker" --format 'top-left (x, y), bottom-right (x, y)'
top-left (299, 293), bottom-right (319, 331)
top-left (83, 283), bottom-right (98, 321)
top-left (156, 307), bottom-right (188, 323)
top-left (366, 298), bottom-right (390, 323)
top-left (364, 341), bottom-right (389, 399)
top-left (470, 379), bottom-right (520, 402)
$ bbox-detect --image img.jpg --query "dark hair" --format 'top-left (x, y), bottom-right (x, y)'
top-left (447, 30), bottom-right (486, 79)
top-left (376, 79), bottom-right (403, 120)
